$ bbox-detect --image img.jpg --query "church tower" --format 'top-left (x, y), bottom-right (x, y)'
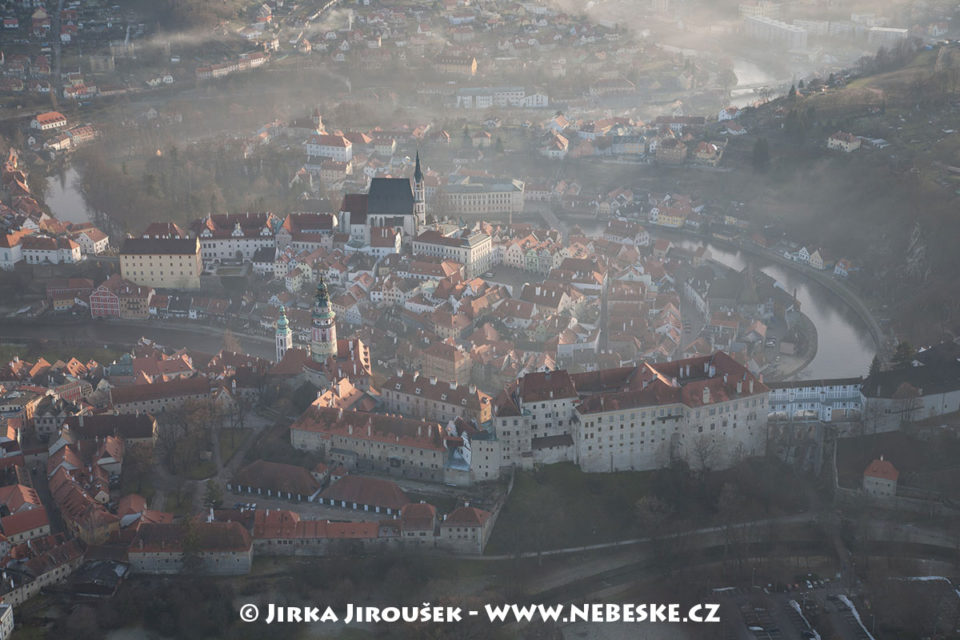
top-left (275, 305), bottom-right (293, 363)
top-left (310, 278), bottom-right (337, 363)
top-left (413, 150), bottom-right (426, 229)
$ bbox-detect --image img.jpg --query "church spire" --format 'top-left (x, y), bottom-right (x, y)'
top-left (413, 151), bottom-right (425, 229)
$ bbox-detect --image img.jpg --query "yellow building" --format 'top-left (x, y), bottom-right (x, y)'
top-left (435, 55), bottom-right (477, 76)
top-left (120, 237), bottom-right (202, 290)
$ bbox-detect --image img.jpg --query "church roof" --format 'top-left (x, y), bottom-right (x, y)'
top-left (367, 178), bottom-right (414, 216)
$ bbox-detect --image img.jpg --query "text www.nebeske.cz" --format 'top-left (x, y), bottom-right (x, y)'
top-left (242, 602), bottom-right (721, 624)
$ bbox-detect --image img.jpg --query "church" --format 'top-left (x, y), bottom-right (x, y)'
top-left (340, 152), bottom-right (427, 243)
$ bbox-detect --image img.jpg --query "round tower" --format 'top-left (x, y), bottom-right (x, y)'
top-left (275, 305), bottom-right (293, 363)
top-left (310, 278), bottom-right (337, 363)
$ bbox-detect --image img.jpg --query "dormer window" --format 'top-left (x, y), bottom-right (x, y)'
top-left (441, 394), bottom-right (447, 401)
top-left (415, 388), bottom-right (421, 395)
top-left (395, 384), bottom-right (401, 391)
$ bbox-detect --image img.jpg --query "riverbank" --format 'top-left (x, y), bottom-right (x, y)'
top-left (730, 238), bottom-right (888, 357)
top-left (781, 310), bottom-right (818, 381)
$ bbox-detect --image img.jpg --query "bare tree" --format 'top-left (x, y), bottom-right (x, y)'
top-left (690, 434), bottom-right (720, 475)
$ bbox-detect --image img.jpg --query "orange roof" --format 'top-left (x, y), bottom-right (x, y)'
top-left (1, 506), bottom-right (49, 536)
top-left (864, 458), bottom-right (899, 482)
top-left (34, 111), bottom-right (66, 124)
top-left (442, 506), bottom-right (490, 527)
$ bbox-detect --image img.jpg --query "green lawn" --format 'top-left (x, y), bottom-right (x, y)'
top-left (218, 429), bottom-right (250, 464)
top-left (486, 462), bottom-right (652, 554)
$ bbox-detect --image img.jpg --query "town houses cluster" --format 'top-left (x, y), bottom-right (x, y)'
top-left (0, 148), bottom-right (109, 273)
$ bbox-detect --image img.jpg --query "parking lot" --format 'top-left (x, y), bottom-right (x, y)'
top-left (715, 577), bottom-right (874, 640)
top-left (228, 495), bottom-right (388, 522)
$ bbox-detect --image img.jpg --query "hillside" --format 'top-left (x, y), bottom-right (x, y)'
top-left (718, 43), bottom-right (960, 344)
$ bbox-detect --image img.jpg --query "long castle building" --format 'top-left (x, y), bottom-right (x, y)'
top-left (290, 351), bottom-right (769, 484)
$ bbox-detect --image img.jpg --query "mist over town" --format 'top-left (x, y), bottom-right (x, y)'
top-left (0, 0), bottom-right (959, 638)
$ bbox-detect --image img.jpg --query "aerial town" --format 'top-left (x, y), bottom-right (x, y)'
top-left (0, 0), bottom-right (959, 638)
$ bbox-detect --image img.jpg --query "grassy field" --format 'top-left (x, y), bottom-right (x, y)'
top-left (486, 462), bottom-right (651, 554)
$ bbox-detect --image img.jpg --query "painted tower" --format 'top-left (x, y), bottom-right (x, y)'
top-left (275, 305), bottom-right (293, 363)
top-left (310, 277), bottom-right (337, 363)
top-left (413, 150), bottom-right (426, 228)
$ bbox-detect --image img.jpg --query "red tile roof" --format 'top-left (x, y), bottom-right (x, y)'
top-left (291, 405), bottom-right (445, 451)
top-left (131, 522), bottom-right (251, 553)
top-left (400, 502), bottom-right (436, 531)
top-left (110, 376), bottom-right (210, 406)
top-left (320, 475), bottom-right (409, 511)
top-left (442, 506), bottom-right (490, 527)
top-left (864, 458), bottom-right (899, 482)
top-left (0, 506), bottom-right (49, 537)
top-left (232, 460), bottom-right (321, 496)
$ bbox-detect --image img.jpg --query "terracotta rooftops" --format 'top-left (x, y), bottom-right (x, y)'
top-left (132, 521), bottom-right (251, 553)
top-left (864, 457), bottom-right (899, 482)
top-left (291, 405), bottom-right (445, 451)
top-left (320, 475), bottom-right (410, 511)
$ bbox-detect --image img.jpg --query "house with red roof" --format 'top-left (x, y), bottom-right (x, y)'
top-left (128, 522), bottom-right (253, 574)
top-left (438, 504), bottom-right (493, 554)
top-left (863, 456), bottom-right (898, 498)
top-left (0, 506), bottom-right (51, 544)
top-left (30, 111), bottom-right (66, 131)
top-left (305, 133), bottom-right (353, 163)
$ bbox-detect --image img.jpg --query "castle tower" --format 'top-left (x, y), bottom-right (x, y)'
top-left (275, 305), bottom-right (293, 363)
top-left (413, 150), bottom-right (426, 228)
top-left (310, 278), bottom-right (337, 363)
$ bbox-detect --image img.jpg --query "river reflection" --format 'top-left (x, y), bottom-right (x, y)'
top-left (677, 240), bottom-right (877, 379)
top-left (45, 167), bottom-right (91, 225)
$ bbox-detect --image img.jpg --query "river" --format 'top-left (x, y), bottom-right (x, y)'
top-left (675, 240), bottom-right (876, 380)
top-left (45, 167), bottom-right (92, 225)
top-left (729, 57), bottom-right (783, 108)
top-left (0, 319), bottom-right (275, 361)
